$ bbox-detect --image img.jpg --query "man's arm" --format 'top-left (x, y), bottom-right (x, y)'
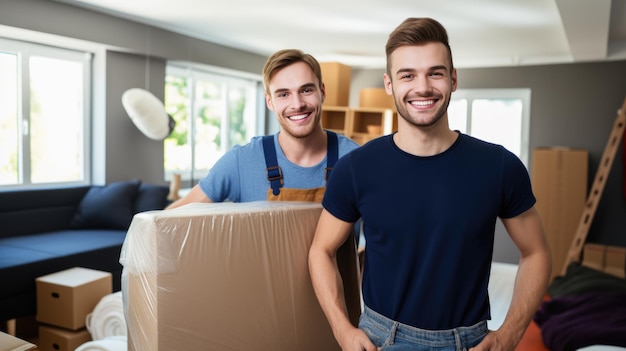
top-left (472, 206), bottom-right (551, 351)
top-left (309, 209), bottom-right (376, 351)
top-left (165, 184), bottom-right (212, 209)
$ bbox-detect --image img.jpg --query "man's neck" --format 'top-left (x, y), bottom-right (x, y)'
top-left (277, 128), bottom-right (327, 167)
top-left (393, 119), bottom-right (458, 157)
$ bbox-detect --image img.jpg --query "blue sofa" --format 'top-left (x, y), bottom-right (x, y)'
top-left (0, 180), bottom-right (169, 322)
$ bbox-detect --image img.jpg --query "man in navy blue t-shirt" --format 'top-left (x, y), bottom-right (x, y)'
top-left (309, 17), bottom-right (551, 351)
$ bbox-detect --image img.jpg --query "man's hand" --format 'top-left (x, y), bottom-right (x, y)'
top-left (337, 327), bottom-right (378, 351)
top-left (469, 330), bottom-right (511, 351)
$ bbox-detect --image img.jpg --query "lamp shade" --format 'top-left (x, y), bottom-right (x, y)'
top-left (122, 88), bottom-right (173, 140)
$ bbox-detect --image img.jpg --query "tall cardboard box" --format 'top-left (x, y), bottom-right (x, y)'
top-left (36, 267), bottom-right (112, 330)
top-left (531, 147), bottom-right (588, 280)
top-left (122, 202), bottom-right (360, 351)
top-left (320, 62), bottom-right (351, 106)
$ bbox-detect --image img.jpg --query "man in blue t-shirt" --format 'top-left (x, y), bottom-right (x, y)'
top-left (309, 18), bottom-right (551, 351)
top-left (167, 49), bottom-right (359, 208)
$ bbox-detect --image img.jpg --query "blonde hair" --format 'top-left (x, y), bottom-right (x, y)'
top-left (262, 49), bottom-right (323, 95)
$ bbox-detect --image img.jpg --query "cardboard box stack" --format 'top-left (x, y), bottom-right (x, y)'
top-left (35, 267), bottom-right (112, 351)
top-left (531, 147), bottom-right (588, 280)
top-left (121, 201), bottom-right (361, 351)
top-left (320, 62), bottom-right (351, 106)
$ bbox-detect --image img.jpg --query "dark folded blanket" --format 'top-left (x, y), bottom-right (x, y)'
top-left (534, 291), bottom-right (626, 351)
top-left (548, 262), bottom-right (626, 298)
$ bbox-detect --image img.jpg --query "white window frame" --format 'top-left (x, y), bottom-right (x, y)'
top-left (0, 37), bottom-right (92, 189)
top-left (164, 62), bottom-right (266, 183)
top-left (450, 88), bottom-right (531, 166)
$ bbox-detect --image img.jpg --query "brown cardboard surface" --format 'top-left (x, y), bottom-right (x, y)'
top-left (0, 331), bottom-right (36, 351)
top-left (320, 62), bottom-right (351, 106)
top-left (582, 243), bottom-right (606, 271)
top-left (122, 202), bottom-right (360, 351)
top-left (531, 147), bottom-right (588, 280)
top-left (604, 245), bottom-right (626, 278)
top-left (36, 267), bottom-right (112, 330)
top-left (359, 88), bottom-right (395, 110)
top-left (37, 325), bottom-right (91, 351)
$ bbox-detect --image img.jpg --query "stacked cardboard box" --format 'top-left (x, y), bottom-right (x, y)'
top-left (122, 202), bottom-right (361, 351)
top-left (531, 147), bottom-right (588, 281)
top-left (35, 267), bottom-right (112, 351)
top-left (320, 62), bottom-right (351, 106)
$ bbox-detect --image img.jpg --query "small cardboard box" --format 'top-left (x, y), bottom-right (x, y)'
top-left (359, 88), bottom-right (395, 110)
top-left (582, 243), bottom-right (606, 272)
top-left (0, 331), bottom-right (36, 351)
top-left (37, 325), bottom-right (91, 351)
top-left (36, 267), bottom-right (112, 330)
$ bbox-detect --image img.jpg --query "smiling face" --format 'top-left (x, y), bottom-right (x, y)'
top-left (384, 42), bottom-right (457, 130)
top-left (265, 61), bottom-right (325, 139)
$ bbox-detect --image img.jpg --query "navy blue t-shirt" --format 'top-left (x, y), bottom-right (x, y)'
top-left (322, 132), bottom-right (536, 330)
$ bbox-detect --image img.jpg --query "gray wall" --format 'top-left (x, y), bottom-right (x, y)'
top-left (2, 0), bottom-right (625, 263)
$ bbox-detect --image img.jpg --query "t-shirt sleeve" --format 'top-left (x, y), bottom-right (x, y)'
top-left (499, 149), bottom-right (536, 218)
top-left (322, 153), bottom-right (361, 223)
top-left (198, 146), bottom-right (242, 202)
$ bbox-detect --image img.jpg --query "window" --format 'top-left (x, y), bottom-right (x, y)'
top-left (164, 63), bottom-right (264, 183)
top-left (0, 38), bottom-right (91, 188)
top-left (449, 89), bottom-right (531, 165)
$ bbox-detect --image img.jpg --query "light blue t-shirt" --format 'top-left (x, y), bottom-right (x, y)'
top-left (199, 132), bottom-right (359, 202)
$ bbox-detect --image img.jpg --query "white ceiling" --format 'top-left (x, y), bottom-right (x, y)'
top-left (55, 0), bottom-right (626, 69)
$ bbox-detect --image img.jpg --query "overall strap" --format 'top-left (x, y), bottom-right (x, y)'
top-left (263, 131), bottom-right (339, 196)
top-left (263, 135), bottom-right (283, 196)
top-left (325, 130), bottom-right (339, 181)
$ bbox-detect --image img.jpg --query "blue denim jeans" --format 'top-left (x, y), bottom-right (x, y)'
top-left (358, 306), bottom-right (488, 351)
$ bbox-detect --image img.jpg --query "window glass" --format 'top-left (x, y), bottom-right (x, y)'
top-left (164, 64), bottom-right (263, 183)
top-left (29, 56), bottom-right (84, 183)
top-left (0, 38), bottom-right (90, 188)
top-left (449, 89), bottom-right (530, 166)
top-left (0, 52), bottom-right (18, 185)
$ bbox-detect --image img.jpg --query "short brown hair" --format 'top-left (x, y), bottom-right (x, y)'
top-left (385, 17), bottom-right (454, 75)
top-left (262, 49), bottom-right (322, 95)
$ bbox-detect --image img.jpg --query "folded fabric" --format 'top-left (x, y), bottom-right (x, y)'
top-left (86, 291), bottom-right (127, 340)
top-left (549, 263), bottom-right (626, 298)
top-left (534, 291), bottom-right (626, 351)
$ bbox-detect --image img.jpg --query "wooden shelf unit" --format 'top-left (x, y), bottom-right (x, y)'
top-left (321, 106), bottom-right (351, 135)
top-left (322, 106), bottom-right (397, 145)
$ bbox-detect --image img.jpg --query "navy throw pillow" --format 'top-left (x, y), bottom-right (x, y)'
top-left (134, 183), bottom-right (169, 213)
top-left (70, 179), bottom-right (141, 230)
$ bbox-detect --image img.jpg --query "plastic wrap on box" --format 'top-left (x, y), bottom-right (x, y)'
top-left (120, 201), bottom-right (360, 351)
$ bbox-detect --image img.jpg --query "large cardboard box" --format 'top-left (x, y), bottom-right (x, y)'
top-left (122, 202), bottom-right (361, 351)
top-left (36, 267), bottom-right (112, 330)
top-left (531, 147), bottom-right (588, 280)
top-left (0, 331), bottom-right (36, 351)
top-left (320, 62), bottom-right (351, 106)
top-left (37, 325), bottom-right (91, 351)
top-left (359, 88), bottom-right (395, 110)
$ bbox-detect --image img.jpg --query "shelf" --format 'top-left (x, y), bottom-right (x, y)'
top-left (321, 106), bottom-right (350, 134)
top-left (321, 106), bottom-right (397, 144)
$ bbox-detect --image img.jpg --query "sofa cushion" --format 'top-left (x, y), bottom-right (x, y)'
top-left (135, 183), bottom-right (169, 213)
top-left (70, 180), bottom-right (141, 230)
